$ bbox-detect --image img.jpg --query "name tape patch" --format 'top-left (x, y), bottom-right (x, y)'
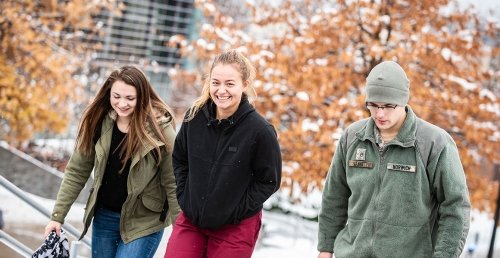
top-left (387, 163), bottom-right (416, 172)
top-left (348, 160), bottom-right (374, 168)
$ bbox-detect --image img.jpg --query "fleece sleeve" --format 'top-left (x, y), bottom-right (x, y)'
top-left (172, 121), bottom-right (189, 210)
top-left (317, 132), bottom-right (351, 253)
top-left (159, 123), bottom-right (181, 224)
top-left (430, 134), bottom-right (471, 258)
top-left (242, 125), bottom-right (282, 213)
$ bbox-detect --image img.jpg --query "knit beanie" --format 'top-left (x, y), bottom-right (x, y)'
top-left (365, 61), bottom-right (410, 106)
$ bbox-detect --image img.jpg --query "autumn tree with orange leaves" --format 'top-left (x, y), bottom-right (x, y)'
top-left (169, 0), bottom-right (499, 211)
top-left (0, 0), bottom-right (114, 144)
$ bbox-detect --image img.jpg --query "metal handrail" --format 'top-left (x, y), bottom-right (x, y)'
top-left (0, 230), bottom-right (33, 257)
top-left (0, 175), bottom-right (91, 248)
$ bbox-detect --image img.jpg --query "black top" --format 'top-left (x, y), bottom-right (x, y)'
top-left (173, 99), bottom-right (282, 229)
top-left (97, 122), bottom-right (131, 213)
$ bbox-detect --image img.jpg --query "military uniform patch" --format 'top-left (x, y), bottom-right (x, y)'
top-left (387, 163), bottom-right (416, 172)
top-left (348, 160), bottom-right (374, 168)
top-left (355, 148), bottom-right (366, 160)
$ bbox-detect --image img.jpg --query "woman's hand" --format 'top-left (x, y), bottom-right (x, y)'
top-left (44, 220), bottom-right (62, 237)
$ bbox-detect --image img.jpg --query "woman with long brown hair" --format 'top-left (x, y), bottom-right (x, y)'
top-left (44, 66), bottom-right (180, 258)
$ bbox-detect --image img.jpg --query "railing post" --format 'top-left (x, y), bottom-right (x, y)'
top-left (488, 164), bottom-right (500, 258)
top-left (70, 240), bottom-right (81, 257)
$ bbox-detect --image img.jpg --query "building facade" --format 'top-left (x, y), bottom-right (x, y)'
top-left (88, 0), bottom-right (195, 101)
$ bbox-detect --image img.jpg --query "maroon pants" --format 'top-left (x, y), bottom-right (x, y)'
top-left (164, 210), bottom-right (262, 258)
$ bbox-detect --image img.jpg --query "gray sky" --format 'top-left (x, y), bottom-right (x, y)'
top-left (458, 0), bottom-right (499, 19)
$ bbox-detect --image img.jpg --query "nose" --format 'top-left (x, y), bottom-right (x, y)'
top-left (215, 86), bottom-right (228, 94)
top-left (374, 109), bottom-right (387, 117)
top-left (118, 99), bottom-right (128, 108)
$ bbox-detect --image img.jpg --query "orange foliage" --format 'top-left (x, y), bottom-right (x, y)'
top-left (0, 0), bottom-right (113, 144)
top-left (171, 0), bottom-right (499, 210)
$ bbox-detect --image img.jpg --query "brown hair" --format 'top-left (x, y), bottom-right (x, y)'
top-left (185, 49), bottom-right (256, 121)
top-left (75, 66), bottom-right (174, 167)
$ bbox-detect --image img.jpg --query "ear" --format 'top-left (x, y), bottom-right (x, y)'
top-left (242, 79), bottom-right (250, 91)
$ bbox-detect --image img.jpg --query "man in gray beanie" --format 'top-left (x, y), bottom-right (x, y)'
top-left (317, 61), bottom-right (470, 258)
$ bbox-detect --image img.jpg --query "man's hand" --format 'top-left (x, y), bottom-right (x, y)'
top-left (318, 251), bottom-right (333, 258)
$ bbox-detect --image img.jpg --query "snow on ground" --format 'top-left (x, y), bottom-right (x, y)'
top-left (1, 185), bottom-right (500, 258)
top-left (253, 211), bottom-right (318, 258)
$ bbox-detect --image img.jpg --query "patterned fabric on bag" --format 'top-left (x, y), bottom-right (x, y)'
top-left (32, 229), bottom-right (70, 258)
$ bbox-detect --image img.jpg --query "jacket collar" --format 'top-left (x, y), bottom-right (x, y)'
top-left (202, 97), bottom-right (255, 132)
top-left (97, 110), bottom-right (171, 168)
top-left (356, 106), bottom-right (417, 148)
top-left (106, 109), bottom-right (172, 135)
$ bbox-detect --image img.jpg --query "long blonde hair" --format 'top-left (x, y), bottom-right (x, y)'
top-left (75, 66), bottom-right (175, 166)
top-left (185, 49), bottom-right (257, 121)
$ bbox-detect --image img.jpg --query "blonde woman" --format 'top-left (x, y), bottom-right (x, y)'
top-left (164, 50), bottom-right (282, 258)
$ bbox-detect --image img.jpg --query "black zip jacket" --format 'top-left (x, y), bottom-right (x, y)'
top-left (173, 99), bottom-right (282, 229)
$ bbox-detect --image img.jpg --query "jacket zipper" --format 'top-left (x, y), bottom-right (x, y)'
top-left (370, 143), bottom-right (386, 257)
top-left (199, 126), bottom-right (222, 224)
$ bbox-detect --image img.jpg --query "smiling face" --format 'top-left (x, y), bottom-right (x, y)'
top-left (110, 80), bottom-right (137, 122)
top-left (209, 64), bottom-right (248, 119)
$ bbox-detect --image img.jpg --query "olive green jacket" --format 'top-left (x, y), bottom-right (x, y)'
top-left (51, 111), bottom-right (180, 243)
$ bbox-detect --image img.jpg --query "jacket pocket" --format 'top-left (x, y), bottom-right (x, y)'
top-left (141, 195), bottom-right (163, 212)
top-left (373, 221), bottom-right (433, 257)
top-left (334, 219), bottom-right (364, 257)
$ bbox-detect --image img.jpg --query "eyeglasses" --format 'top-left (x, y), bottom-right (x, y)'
top-left (366, 102), bottom-right (398, 112)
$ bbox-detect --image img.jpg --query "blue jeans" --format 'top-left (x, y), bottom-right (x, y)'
top-left (91, 208), bottom-right (164, 258)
